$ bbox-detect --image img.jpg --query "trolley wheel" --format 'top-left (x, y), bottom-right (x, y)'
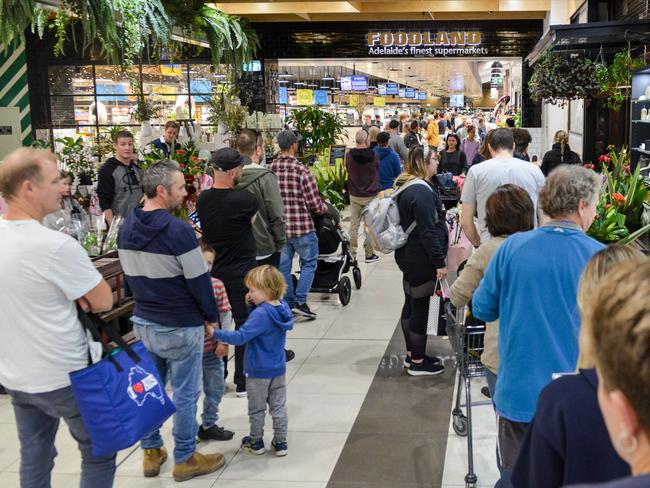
top-left (452, 414), bottom-right (468, 437)
top-left (338, 276), bottom-right (352, 306)
top-left (352, 267), bottom-right (362, 290)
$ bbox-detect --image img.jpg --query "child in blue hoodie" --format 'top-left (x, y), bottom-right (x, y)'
top-left (210, 265), bottom-right (294, 457)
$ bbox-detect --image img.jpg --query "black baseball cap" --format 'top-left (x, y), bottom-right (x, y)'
top-left (211, 147), bottom-right (245, 171)
top-left (277, 130), bottom-right (302, 150)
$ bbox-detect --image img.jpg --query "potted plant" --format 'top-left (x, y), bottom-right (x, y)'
top-left (132, 93), bottom-right (159, 138)
top-left (55, 136), bottom-right (100, 184)
top-left (311, 161), bottom-right (349, 209)
top-left (594, 50), bottom-right (646, 111)
top-left (587, 146), bottom-right (650, 246)
top-left (529, 51), bottom-right (600, 107)
top-left (288, 107), bottom-right (347, 165)
top-left (208, 85), bottom-right (248, 147)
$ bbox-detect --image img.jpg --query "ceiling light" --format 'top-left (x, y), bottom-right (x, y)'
top-left (294, 81), bottom-right (306, 86)
top-left (319, 86), bottom-right (330, 90)
top-left (278, 79), bottom-right (289, 84)
top-left (321, 72), bottom-right (335, 80)
top-left (278, 71), bottom-right (293, 78)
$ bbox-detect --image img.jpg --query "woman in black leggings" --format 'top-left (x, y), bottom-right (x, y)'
top-left (394, 145), bottom-right (449, 376)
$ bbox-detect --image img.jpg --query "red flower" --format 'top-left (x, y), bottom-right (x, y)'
top-left (583, 163), bottom-right (595, 170)
top-left (175, 149), bottom-right (187, 156)
top-left (612, 193), bottom-right (625, 205)
top-left (190, 156), bottom-right (200, 164)
top-left (598, 154), bottom-right (611, 164)
top-left (623, 165), bottom-right (631, 173)
top-left (179, 163), bottom-right (186, 169)
top-left (605, 203), bottom-right (612, 210)
top-left (185, 174), bottom-right (195, 184)
top-left (186, 185), bottom-right (197, 195)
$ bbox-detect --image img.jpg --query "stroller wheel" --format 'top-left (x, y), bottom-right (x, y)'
top-left (338, 276), bottom-right (352, 306)
top-left (352, 267), bottom-right (362, 290)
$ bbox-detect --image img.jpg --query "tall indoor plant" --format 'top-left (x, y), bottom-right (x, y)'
top-left (287, 107), bottom-right (346, 164)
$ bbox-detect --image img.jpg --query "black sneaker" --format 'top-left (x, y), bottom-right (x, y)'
top-left (481, 386), bottom-right (492, 399)
top-left (236, 384), bottom-right (247, 398)
top-left (292, 303), bottom-right (317, 320)
top-left (198, 424), bottom-right (235, 441)
top-left (403, 355), bottom-right (441, 368)
top-left (407, 360), bottom-right (444, 377)
top-left (285, 349), bottom-right (295, 362)
top-left (365, 254), bottom-right (380, 263)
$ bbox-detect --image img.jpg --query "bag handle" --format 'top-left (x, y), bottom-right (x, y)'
top-left (77, 308), bottom-right (142, 365)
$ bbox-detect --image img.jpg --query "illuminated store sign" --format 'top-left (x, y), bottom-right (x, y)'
top-left (367, 31), bottom-right (488, 56)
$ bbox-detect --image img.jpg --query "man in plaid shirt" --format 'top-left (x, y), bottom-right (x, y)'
top-left (270, 130), bottom-right (327, 320)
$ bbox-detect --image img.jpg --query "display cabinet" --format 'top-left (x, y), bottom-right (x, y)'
top-left (630, 64), bottom-right (650, 169)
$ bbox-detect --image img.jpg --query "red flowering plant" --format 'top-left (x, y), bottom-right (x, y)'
top-left (587, 146), bottom-right (650, 244)
top-left (170, 141), bottom-right (208, 221)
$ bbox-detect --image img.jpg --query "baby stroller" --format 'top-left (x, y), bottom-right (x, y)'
top-left (292, 204), bottom-right (362, 305)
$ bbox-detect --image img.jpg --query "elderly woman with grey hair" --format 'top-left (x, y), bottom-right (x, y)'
top-left (471, 164), bottom-right (606, 487)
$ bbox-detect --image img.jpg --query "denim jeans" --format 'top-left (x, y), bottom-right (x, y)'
top-left (484, 368), bottom-right (505, 488)
top-left (132, 318), bottom-right (203, 464)
top-left (280, 231), bottom-right (319, 305)
top-left (202, 352), bottom-right (225, 428)
top-left (8, 386), bottom-right (116, 488)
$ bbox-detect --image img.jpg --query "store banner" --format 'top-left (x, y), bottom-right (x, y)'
top-left (373, 96), bottom-right (385, 107)
top-left (296, 89), bottom-right (314, 105)
top-left (161, 64), bottom-right (183, 76)
top-left (405, 88), bottom-right (416, 98)
top-left (314, 90), bottom-right (329, 106)
top-left (190, 80), bottom-right (212, 102)
top-left (279, 86), bottom-right (288, 105)
top-left (349, 94), bottom-right (360, 106)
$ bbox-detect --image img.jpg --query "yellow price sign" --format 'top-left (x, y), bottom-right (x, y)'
top-left (160, 64), bottom-right (183, 76)
top-left (373, 96), bottom-right (386, 107)
top-left (349, 94), bottom-right (360, 106)
top-left (296, 89), bottom-right (314, 105)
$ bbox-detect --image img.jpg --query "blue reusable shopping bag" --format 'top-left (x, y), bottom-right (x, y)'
top-left (70, 311), bottom-right (176, 457)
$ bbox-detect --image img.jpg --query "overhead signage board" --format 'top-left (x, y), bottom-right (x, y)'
top-left (349, 94), bottom-right (360, 106)
top-left (385, 83), bottom-right (399, 95)
top-left (373, 96), bottom-right (385, 107)
top-left (417, 91), bottom-right (427, 100)
top-left (279, 86), bottom-right (288, 104)
top-left (351, 76), bottom-right (368, 91)
top-left (367, 30), bottom-right (488, 56)
top-left (378, 84), bottom-right (387, 96)
top-left (296, 89), bottom-right (314, 105)
top-left (405, 88), bottom-right (416, 98)
top-left (340, 76), bottom-right (352, 90)
top-left (398, 88), bottom-right (406, 98)
top-left (314, 90), bottom-right (329, 105)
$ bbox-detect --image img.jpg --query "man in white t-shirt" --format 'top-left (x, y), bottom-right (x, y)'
top-left (461, 128), bottom-right (546, 246)
top-left (0, 148), bottom-right (115, 488)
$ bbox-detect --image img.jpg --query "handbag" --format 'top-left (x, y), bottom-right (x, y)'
top-left (426, 279), bottom-right (450, 336)
top-left (69, 310), bottom-right (176, 457)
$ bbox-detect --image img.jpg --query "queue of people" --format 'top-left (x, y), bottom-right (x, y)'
top-left (0, 115), bottom-right (648, 488)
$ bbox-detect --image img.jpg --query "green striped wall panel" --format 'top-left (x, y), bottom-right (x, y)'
top-left (0, 42), bottom-right (32, 146)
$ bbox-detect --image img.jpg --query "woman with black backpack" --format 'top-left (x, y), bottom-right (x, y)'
top-left (541, 130), bottom-right (582, 176)
top-left (394, 145), bottom-right (449, 377)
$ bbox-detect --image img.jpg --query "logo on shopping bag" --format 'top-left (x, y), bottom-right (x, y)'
top-left (127, 365), bottom-right (165, 407)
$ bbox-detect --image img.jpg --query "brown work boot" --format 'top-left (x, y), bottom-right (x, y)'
top-left (143, 447), bottom-right (168, 477)
top-left (172, 451), bottom-right (225, 482)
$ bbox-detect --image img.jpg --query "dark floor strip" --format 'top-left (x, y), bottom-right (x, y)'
top-left (327, 322), bottom-right (457, 488)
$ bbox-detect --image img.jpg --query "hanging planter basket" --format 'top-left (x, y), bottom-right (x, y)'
top-left (529, 51), bottom-right (601, 107)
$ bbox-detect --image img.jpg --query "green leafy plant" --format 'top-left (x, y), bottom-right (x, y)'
top-left (587, 146), bottom-right (650, 243)
top-left (594, 50), bottom-right (646, 111)
top-left (310, 161), bottom-right (349, 210)
top-left (0, 0), bottom-right (47, 50)
top-left (288, 107), bottom-right (347, 164)
top-left (55, 136), bottom-right (100, 181)
top-left (529, 51), bottom-right (600, 107)
top-left (208, 83), bottom-right (248, 144)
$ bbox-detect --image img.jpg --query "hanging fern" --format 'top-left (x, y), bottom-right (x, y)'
top-left (0, 0), bottom-right (50, 51)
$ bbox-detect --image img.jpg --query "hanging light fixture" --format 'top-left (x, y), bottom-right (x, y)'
top-left (278, 70), bottom-right (293, 78)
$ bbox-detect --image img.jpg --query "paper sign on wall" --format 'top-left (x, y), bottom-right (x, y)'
top-left (296, 89), bottom-right (314, 105)
top-left (349, 94), bottom-right (360, 106)
top-left (373, 96), bottom-right (385, 107)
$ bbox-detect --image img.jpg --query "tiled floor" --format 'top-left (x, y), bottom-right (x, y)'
top-left (0, 250), bottom-right (501, 487)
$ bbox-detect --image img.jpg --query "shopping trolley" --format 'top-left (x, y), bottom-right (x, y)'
top-left (445, 300), bottom-right (487, 488)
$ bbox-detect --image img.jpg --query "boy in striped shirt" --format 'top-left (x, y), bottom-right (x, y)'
top-left (199, 242), bottom-right (235, 441)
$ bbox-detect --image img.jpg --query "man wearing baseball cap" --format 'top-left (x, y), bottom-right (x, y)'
top-left (197, 147), bottom-right (259, 397)
top-left (270, 130), bottom-right (327, 320)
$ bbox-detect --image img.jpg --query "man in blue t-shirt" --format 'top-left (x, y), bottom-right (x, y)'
top-left (472, 165), bottom-right (605, 486)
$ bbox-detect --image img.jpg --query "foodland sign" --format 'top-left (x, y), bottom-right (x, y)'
top-left (367, 30), bottom-right (488, 56)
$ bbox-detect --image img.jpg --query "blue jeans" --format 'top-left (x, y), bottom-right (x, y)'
top-left (280, 232), bottom-right (319, 305)
top-left (133, 318), bottom-right (203, 464)
top-left (8, 386), bottom-right (116, 488)
top-left (202, 352), bottom-right (225, 428)
top-left (484, 368), bottom-right (507, 488)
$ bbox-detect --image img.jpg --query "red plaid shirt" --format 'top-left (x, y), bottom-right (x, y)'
top-left (270, 155), bottom-right (327, 239)
top-left (204, 278), bottom-right (232, 353)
